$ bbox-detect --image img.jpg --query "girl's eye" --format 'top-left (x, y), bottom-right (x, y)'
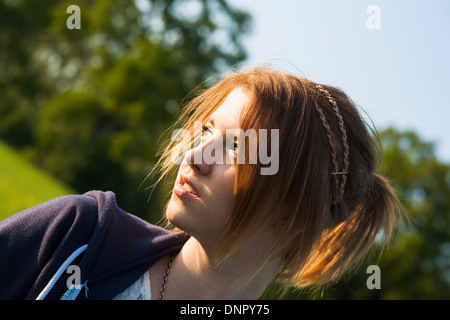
top-left (202, 124), bottom-right (238, 156)
top-left (201, 125), bottom-right (213, 140)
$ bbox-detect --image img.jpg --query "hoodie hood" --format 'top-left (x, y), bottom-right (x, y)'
top-left (0, 190), bottom-right (188, 300)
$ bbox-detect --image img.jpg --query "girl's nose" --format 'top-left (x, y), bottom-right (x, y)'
top-left (184, 135), bottom-right (221, 175)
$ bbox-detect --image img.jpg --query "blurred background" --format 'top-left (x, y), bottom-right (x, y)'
top-left (0, 0), bottom-right (449, 299)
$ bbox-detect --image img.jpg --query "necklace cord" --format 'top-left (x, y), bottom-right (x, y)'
top-left (159, 253), bottom-right (176, 300)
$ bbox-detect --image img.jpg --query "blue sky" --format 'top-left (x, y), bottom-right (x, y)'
top-left (228, 0), bottom-right (450, 162)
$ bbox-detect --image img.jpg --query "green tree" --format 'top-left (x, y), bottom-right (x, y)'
top-left (1, 0), bottom-right (250, 219)
top-left (374, 128), bottom-right (450, 299)
top-left (0, 0), bottom-right (61, 146)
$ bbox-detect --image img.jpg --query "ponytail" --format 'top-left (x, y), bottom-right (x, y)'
top-left (358, 173), bottom-right (402, 244)
top-left (287, 172), bottom-right (403, 290)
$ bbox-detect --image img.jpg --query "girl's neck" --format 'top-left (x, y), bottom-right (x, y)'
top-left (158, 237), bottom-right (279, 300)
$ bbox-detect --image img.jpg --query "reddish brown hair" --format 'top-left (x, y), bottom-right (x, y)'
top-left (150, 67), bottom-right (404, 293)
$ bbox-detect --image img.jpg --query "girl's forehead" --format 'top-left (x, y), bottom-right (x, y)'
top-left (208, 87), bottom-right (249, 129)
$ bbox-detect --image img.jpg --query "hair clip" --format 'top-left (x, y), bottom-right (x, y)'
top-left (331, 171), bottom-right (348, 175)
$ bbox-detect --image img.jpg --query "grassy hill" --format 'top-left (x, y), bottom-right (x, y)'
top-left (0, 140), bottom-right (74, 221)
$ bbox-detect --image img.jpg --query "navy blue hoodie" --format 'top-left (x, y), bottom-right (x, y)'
top-left (0, 190), bottom-right (188, 300)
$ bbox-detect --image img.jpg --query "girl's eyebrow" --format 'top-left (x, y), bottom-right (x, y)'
top-left (206, 116), bottom-right (239, 141)
top-left (207, 117), bottom-right (237, 133)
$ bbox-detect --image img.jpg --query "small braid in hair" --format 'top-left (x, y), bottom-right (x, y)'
top-left (306, 80), bottom-right (350, 213)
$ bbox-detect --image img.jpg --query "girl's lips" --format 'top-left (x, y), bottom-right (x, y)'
top-left (173, 174), bottom-right (200, 199)
top-left (173, 183), bottom-right (200, 200)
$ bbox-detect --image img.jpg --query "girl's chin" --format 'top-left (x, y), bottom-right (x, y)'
top-left (165, 200), bottom-right (190, 229)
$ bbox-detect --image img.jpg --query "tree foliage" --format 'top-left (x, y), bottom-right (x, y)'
top-left (0, 0), bottom-right (250, 219)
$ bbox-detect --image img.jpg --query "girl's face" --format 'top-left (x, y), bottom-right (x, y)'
top-left (165, 87), bottom-right (249, 251)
